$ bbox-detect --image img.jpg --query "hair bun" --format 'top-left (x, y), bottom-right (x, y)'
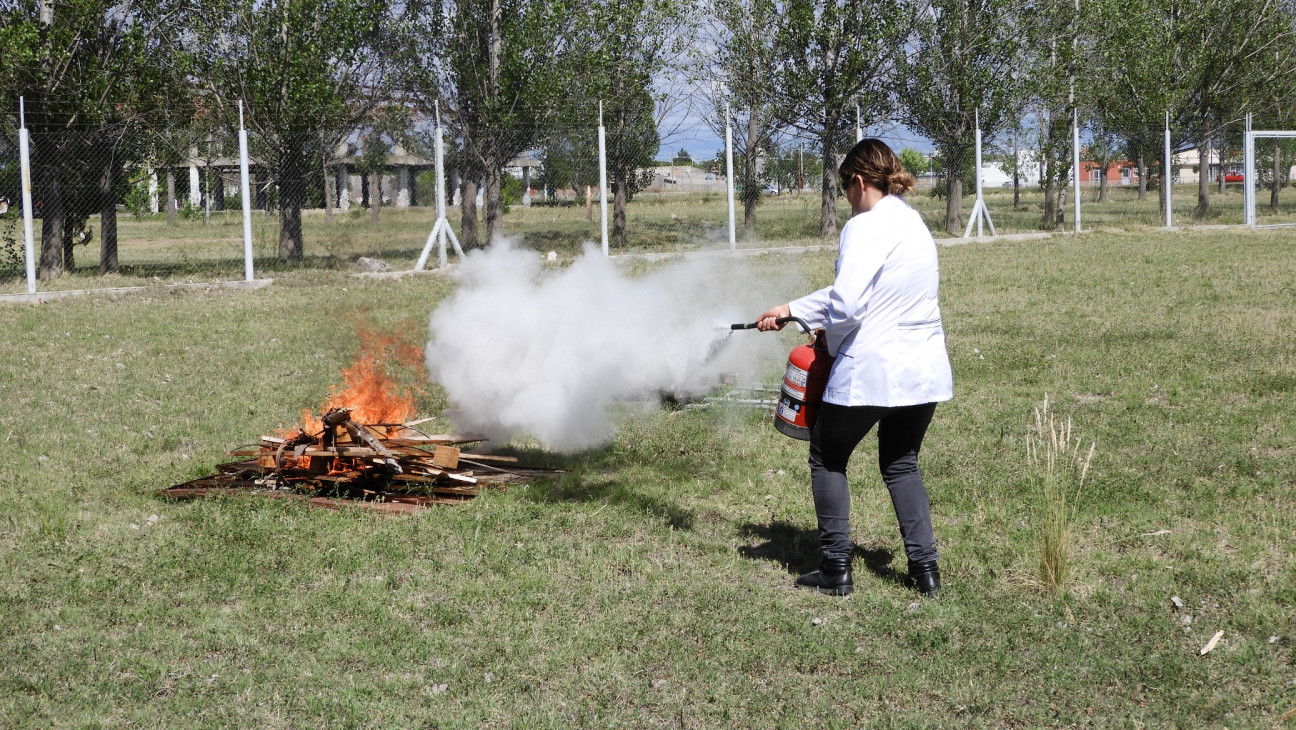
top-left (887, 169), bottom-right (916, 196)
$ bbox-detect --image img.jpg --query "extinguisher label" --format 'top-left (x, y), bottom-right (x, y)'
top-left (778, 399), bottom-right (801, 421)
top-left (784, 364), bottom-right (809, 388)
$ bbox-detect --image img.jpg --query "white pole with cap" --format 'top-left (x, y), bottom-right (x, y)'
top-left (18, 97), bottom-right (36, 293)
top-left (238, 100), bottom-right (255, 281)
top-left (725, 101), bottom-right (736, 249)
top-left (599, 101), bottom-right (608, 256)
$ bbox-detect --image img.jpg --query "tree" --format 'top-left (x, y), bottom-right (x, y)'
top-left (671, 148), bottom-right (694, 165)
top-left (568, 0), bottom-right (684, 247)
top-left (772, 0), bottom-right (907, 237)
top-left (0, 0), bottom-right (174, 277)
top-left (1026, 0), bottom-right (1083, 230)
top-left (895, 0), bottom-right (1032, 234)
top-left (708, 0), bottom-right (780, 233)
top-left (403, 0), bottom-right (575, 248)
top-left (1083, 125), bottom-right (1122, 203)
top-left (897, 147), bottom-right (928, 178)
top-left (1083, 0), bottom-right (1296, 219)
top-left (194, 0), bottom-right (398, 261)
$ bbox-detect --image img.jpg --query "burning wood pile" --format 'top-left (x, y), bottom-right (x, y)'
top-left (159, 319), bottom-right (559, 513)
top-left (161, 410), bottom-right (557, 513)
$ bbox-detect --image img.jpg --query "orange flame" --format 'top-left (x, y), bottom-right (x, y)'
top-left (285, 316), bottom-right (427, 438)
top-left (298, 354), bottom-right (416, 434)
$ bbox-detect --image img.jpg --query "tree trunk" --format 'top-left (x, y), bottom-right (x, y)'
top-left (743, 110), bottom-right (760, 232)
top-left (1098, 166), bottom-right (1108, 203)
top-left (483, 154), bottom-right (504, 244)
top-left (460, 178), bottom-right (479, 248)
top-left (1272, 141), bottom-right (1282, 214)
top-left (213, 169), bottom-right (225, 211)
top-left (166, 168), bottom-right (176, 226)
top-left (819, 123), bottom-right (839, 238)
top-left (945, 155), bottom-right (963, 235)
top-left (99, 148), bottom-right (118, 274)
top-left (278, 152), bottom-right (304, 260)
top-left (1055, 184), bottom-right (1067, 230)
top-left (612, 172), bottom-right (628, 246)
top-left (1217, 136), bottom-right (1225, 194)
top-left (1012, 137), bottom-right (1020, 210)
top-left (1194, 138), bottom-right (1210, 218)
top-left (323, 161), bottom-right (335, 222)
top-left (369, 169), bottom-right (381, 222)
top-left (1137, 153), bottom-right (1147, 200)
top-left (37, 152), bottom-right (64, 279)
top-left (1042, 154), bottom-right (1057, 227)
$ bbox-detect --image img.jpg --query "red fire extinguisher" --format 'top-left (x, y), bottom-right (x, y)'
top-left (732, 317), bottom-right (833, 441)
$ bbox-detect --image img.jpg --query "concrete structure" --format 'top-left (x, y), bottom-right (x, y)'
top-left (1172, 148), bottom-right (1222, 183)
top-left (643, 165), bottom-right (728, 193)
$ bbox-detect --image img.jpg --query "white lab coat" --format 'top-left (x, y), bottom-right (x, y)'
top-left (788, 194), bottom-right (953, 407)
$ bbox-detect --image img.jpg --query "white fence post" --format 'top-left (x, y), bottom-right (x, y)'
top-left (1244, 113), bottom-right (1255, 227)
top-left (599, 101), bottom-right (608, 256)
top-left (1072, 107), bottom-right (1081, 233)
top-left (238, 100), bottom-right (255, 281)
top-left (725, 101), bottom-right (736, 250)
top-left (19, 97), bottom-right (36, 293)
top-left (1164, 111), bottom-right (1172, 229)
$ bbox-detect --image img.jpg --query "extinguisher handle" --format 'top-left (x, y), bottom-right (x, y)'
top-left (730, 316), bottom-right (813, 334)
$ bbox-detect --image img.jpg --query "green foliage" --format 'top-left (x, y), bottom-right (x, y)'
top-left (194, 0), bottom-right (401, 258)
top-left (0, 212), bottom-right (21, 279)
top-left (894, 0), bottom-right (1031, 233)
top-left (123, 176), bottom-right (155, 219)
top-left (898, 147), bottom-right (929, 177)
top-left (501, 173), bottom-right (523, 212)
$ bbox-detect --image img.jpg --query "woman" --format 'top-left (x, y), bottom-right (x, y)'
top-left (757, 139), bottom-right (953, 598)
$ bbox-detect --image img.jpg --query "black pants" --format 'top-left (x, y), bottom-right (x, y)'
top-left (807, 402), bottom-right (939, 565)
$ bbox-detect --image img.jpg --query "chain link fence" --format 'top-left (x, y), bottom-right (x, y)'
top-left (5, 98), bottom-right (1296, 295)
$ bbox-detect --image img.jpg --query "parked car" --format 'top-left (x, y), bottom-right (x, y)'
top-left (1221, 171), bottom-right (1244, 182)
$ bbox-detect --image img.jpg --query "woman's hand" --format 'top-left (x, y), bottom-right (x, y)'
top-left (756, 303), bottom-right (792, 331)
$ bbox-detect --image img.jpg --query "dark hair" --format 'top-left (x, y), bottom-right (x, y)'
top-left (839, 138), bottom-right (915, 196)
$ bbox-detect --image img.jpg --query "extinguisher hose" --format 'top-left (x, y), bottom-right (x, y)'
top-left (730, 316), bottom-right (813, 334)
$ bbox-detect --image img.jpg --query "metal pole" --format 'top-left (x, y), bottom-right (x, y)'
top-left (975, 109), bottom-right (983, 237)
top-left (1164, 111), bottom-right (1172, 229)
top-left (1072, 107), bottom-right (1081, 233)
top-left (19, 97), bottom-right (36, 293)
top-left (598, 101), bottom-right (608, 256)
top-left (855, 103), bottom-right (862, 143)
top-left (1244, 113), bottom-right (1255, 227)
top-left (238, 100), bottom-right (255, 281)
top-left (435, 102), bottom-right (447, 269)
top-left (725, 101), bottom-right (736, 249)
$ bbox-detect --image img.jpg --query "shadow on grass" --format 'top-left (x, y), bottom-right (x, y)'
top-left (506, 446), bottom-right (696, 531)
top-left (736, 519), bottom-right (901, 583)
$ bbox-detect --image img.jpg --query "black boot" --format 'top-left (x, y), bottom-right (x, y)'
top-left (795, 557), bottom-right (854, 596)
top-left (909, 560), bottom-right (941, 597)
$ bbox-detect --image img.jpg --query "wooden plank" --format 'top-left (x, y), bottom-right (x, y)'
top-left (460, 453), bottom-right (520, 463)
top-left (432, 445), bottom-right (460, 469)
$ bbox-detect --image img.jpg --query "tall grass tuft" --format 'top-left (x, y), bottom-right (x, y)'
top-left (1026, 396), bottom-right (1096, 593)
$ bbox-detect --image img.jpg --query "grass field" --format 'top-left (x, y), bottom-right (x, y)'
top-left (1, 225), bottom-right (1294, 727)
top-left (7, 180), bottom-right (1296, 295)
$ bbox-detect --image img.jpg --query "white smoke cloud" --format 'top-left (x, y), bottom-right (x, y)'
top-left (426, 239), bottom-right (797, 451)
